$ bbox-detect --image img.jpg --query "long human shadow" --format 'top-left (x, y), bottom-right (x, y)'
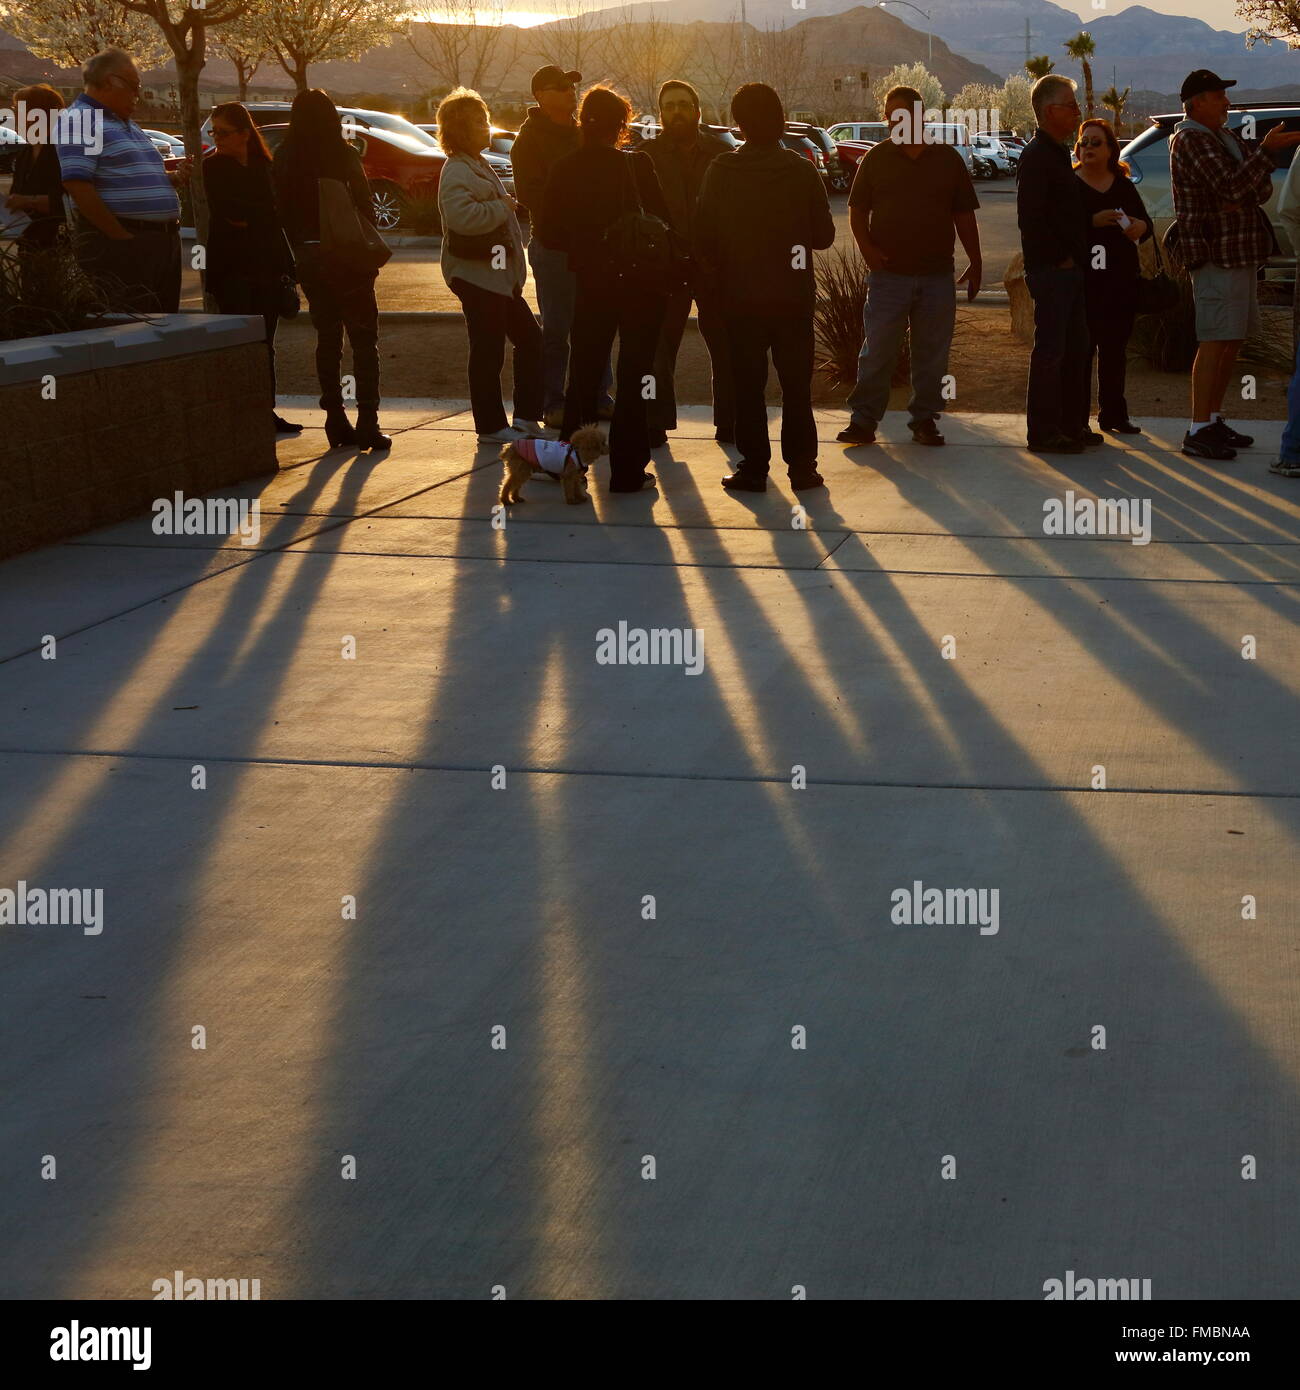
top-left (0, 442), bottom-right (405, 1297)
top-left (267, 416), bottom-right (1300, 1296)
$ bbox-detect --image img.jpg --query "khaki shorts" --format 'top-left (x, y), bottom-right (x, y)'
top-left (1190, 262), bottom-right (1262, 342)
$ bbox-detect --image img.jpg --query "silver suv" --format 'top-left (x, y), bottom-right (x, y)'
top-left (1121, 105), bottom-right (1300, 264)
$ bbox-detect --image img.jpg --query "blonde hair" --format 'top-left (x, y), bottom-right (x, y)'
top-left (436, 86), bottom-right (489, 156)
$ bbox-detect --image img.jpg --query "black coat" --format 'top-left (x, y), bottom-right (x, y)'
top-left (11, 141), bottom-right (65, 248)
top-left (201, 152), bottom-right (293, 291)
top-left (535, 145), bottom-right (669, 285)
top-left (272, 138), bottom-right (373, 247)
top-left (693, 141), bottom-right (835, 315)
top-left (641, 128), bottom-right (731, 243)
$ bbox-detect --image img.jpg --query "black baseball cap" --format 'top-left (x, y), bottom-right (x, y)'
top-left (1181, 69), bottom-right (1237, 101)
top-left (532, 65), bottom-right (580, 95)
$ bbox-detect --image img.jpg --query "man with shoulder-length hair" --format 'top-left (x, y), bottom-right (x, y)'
top-left (1016, 73), bottom-right (1091, 454)
top-left (54, 48), bottom-right (191, 313)
top-left (641, 79), bottom-right (734, 447)
top-left (1169, 69), bottom-right (1300, 462)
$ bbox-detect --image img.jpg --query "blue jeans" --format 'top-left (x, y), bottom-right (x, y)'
top-left (1281, 331), bottom-right (1300, 463)
top-left (527, 239), bottom-right (612, 416)
top-left (846, 269), bottom-right (957, 429)
top-left (1025, 265), bottom-right (1090, 442)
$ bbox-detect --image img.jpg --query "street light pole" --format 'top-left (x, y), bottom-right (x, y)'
top-left (877, 0), bottom-right (933, 67)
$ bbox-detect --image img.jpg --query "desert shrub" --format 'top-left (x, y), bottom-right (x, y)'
top-left (813, 244), bottom-right (910, 388)
top-left (0, 235), bottom-right (129, 342)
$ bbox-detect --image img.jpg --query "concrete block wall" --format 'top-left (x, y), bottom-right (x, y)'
top-left (0, 315), bottom-right (277, 559)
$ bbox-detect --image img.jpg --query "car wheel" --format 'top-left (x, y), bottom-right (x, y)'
top-left (830, 164), bottom-right (851, 193)
top-left (370, 182), bottom-right (407, 232)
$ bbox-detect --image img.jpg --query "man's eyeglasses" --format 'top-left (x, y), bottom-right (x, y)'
top-left (107, 74), bottom-right (142, 94)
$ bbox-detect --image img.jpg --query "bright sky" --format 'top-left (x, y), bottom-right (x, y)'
top-left (1063, 0), bottom-right (1246, 28)
top-left (431, 3), bottom-right (1254, 28)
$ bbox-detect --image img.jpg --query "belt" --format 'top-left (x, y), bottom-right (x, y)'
top-left (112, 216), bottom-right (180, 234)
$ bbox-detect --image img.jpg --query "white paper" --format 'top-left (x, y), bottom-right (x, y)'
top-left (1115, 210), bottom-right (1132, 230)
top-left (0, 204), bottom-right (32, 239)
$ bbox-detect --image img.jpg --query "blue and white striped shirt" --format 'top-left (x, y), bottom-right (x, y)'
top-left (55, 93), bottom-right (180, 221)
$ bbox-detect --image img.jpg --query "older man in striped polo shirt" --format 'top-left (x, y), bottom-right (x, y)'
top-left (56, 48), bottom-right (192, 313)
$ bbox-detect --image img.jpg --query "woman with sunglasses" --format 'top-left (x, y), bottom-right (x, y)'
top-left (203, 102), bottom-right (300, 434)
top-left (1074, 118), bottom-right (1151, 436)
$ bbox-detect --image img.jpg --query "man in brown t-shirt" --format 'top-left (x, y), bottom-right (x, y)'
top-left (838, 86), bottom-right (982, 447)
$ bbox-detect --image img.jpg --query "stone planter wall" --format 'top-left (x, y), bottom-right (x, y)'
top-left (0, 314), bottom-right (278, 560)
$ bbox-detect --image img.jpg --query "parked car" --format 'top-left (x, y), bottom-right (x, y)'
top-left (788, 121), bottom-right (852, 192)
top-left (201, 103), bottom-right (439, 155)
top-left (415, 123), bottom-right (516, 158)
top-left (141, 128), bottom-right (185, 159)
top-left (1121, 104), bottom-right (1300, 262)
top-left (971, 134), bottom-right (1015, 177)
top-left (258, 122), bottom-right (444, 232)
top-left (828, 121), bottom-right (889, 145)
top-left (414, 125), bottom-right (515, 197)
top-left (0, 125), bottom-right (26, 176)
top-left (834, 138), bottom-right (876, 181)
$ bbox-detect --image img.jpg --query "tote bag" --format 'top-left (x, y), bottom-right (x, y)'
top-left (318, 176), bottom-right (391, 277)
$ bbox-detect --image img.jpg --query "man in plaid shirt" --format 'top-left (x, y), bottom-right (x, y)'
top-left (1169, 69), bottom-right (1300, 461)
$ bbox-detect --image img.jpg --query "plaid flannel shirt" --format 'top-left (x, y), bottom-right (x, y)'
top-left (1169, 121), bottom-right (1279, 268)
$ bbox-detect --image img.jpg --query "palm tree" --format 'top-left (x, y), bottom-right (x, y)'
top-left (1064, 32), bottom-right (1097, 117)
top-left (1025, 55), bottom-right (1055, 80)
top-left (1101, 84), bottom-right (1131, 134)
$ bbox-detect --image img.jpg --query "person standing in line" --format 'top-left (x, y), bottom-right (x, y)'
top-left (55, 48), bottom-right (191, 314)
top-left (273, 89), bottom-right (389, 452)
top-left (536, 85), bottom-right (670, 493)
top-left (4, 85), bottom-right (68, 307)
top-left (435, 86), bottom-right (544, 445)
top-left (511, 65), bottom-right (614, 429)
top-left (1016, 74), bottom-right (1096, 455)
top-left (693, 82), bottom-right (835, 493)
top-left (1072, 118), bottom-right (1150, 437)
top-left (837, 84), bottom-right (981, 450)
top-left (640, 79), bottom-right (734, 448)
top-left (203, 102), bottom-right (300, 435)
top-left (1169, 69), bottom-right (1300, 462)
top-left (1269, 139), bottom-right (1300, 478)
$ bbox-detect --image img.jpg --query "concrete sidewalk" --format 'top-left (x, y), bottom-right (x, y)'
top-left (1, 407), bottom-right (1298, 1299)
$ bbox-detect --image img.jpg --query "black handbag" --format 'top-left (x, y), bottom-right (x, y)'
top-left (277, 274), bottom-right (300, 318)
top-left (600, 153), bottom-right (688, 296)
top-left (446, 226), bottom-right (512, 260)
top-left (1136, 231), bottom-right (1180, 315)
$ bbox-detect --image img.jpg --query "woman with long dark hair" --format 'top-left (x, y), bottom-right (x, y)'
top-left (1074, 117), bottom-right (1151, 436)
top-left (272, 89), bottom-right (389, 451)
top-left (536, 85), bottom-right (671, 492)
top-left (203, 102), bottom-right (299, 434)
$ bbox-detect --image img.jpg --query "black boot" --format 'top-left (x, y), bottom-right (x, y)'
top-left (354, 408), bottom-right (391, 452)
top-left (324, 407), bottom-right (356, 448)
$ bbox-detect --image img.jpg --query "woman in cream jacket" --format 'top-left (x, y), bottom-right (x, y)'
top-left (436, 88), bottom-right (545, 444)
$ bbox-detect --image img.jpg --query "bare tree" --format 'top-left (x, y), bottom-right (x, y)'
top-left (687, 15), bottom-right (746, 126)
top-left (599, 7), bottom-right (692, 117)
top-left (250, 0), bottom-right (408, 94)
top-left (405, 4), bottom-right (520, 104)
top-left (532, 0), bottom-right (604, 76)
top-left (750, 20), bottom-right (808, 112)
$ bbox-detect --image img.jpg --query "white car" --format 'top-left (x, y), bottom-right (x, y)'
top-left (141, 128), bottom-right (185, 159)
top-left (972, 135), bottom-right (1016, 174)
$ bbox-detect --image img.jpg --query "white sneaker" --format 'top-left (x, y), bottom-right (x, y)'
top-left (478, 426), bottom-right (525, 445)
top-left (511, 417), bottom-right (548, 436)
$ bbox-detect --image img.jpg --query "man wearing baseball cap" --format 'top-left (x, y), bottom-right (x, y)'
top-left (1169, 69), bottom-right (1300, 461)
top-left (511, 64), bottom-right (613, 427)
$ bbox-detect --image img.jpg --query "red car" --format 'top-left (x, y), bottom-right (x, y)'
top-left (834, 139), bottom-right (876, 180)
top-left (258, 122), bottom-right (445, 231)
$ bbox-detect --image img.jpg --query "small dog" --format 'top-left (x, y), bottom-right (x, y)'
top-left (499, 425), bottom-right (606, 505)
